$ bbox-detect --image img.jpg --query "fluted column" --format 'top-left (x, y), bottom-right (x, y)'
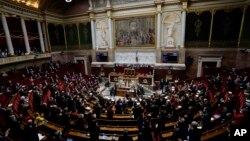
top-left (21, 17), bottom-right (31, 54)
top-left (37, 20), bottom-right (45, 53)
top-left (1, 13), bottom-right (14, 55)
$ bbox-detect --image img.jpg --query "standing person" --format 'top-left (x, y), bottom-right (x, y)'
top-left (89, 120), bottom-right (100, 141)
top-left (187, 121), bottom-right (202, 141)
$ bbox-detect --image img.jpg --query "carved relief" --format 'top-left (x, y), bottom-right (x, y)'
top-left (96, 19), bottom-right (109, 49)
top-left (115, 51), bottom-right (156, 64)
top-left (162, 12), bottom-right (181, 48)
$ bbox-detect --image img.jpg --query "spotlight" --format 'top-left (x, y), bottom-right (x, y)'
top-left (65, 0), bottom-right (72, 2)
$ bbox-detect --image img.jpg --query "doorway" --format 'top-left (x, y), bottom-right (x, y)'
top-left (74, 56), bottom-right (88, 75)
top-left (197, 56), bottom-right (222, 77)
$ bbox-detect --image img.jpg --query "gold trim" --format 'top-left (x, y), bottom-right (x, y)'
top-left (112, 12), bottom-right (156, 19)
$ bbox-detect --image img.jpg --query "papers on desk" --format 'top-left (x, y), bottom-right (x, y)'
top-left (100, 135), bottom-right (108, 140)
top-left (38, 133), bottom-right (45, 140)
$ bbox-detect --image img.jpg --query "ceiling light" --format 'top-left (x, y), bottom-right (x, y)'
top-left (65, 0), bottom-right (72, 2)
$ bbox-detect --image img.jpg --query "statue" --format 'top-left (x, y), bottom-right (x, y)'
top-left (166, 23), bottom-right (175, 48)
top-left (88, 0), bottom-right (93, 10)
top-left (163, 13), bottom-right (181, 48)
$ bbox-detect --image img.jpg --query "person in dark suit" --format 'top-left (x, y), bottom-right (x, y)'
top-left (89, 120), bottom-right (100, 141)
top-left (187, 121), bottom-right (202, 141)
top-left (118, 130), bottom-right (133, 141)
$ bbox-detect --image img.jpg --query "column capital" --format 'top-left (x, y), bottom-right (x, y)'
top-left (209, 9), bottom-right (216, 15)
top-left (241, 6), bottom-right (247, 14)
top-left (107, 10), bottom-right (112, 19)
top-left (89, 12), bottom-right (95, 20)
top-left (154, 0), bottom-right (164, 5)
top-left (156, 4), bottom-right (162, 14)
top-left (182, 1), bottom-right (188, 10)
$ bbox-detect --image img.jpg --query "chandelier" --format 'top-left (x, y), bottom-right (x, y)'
top-left (12, 0), bottom-right (39, 8)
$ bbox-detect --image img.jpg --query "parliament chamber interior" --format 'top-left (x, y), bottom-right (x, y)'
top-left (0, 0), bottom-right (250, 141)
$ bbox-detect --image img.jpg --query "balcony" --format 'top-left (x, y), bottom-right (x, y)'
top-left (0, 53), bottom-right (51, 65)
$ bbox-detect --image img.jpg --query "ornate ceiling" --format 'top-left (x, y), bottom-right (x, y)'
top-left (10, 0), bottom-right (89, 15)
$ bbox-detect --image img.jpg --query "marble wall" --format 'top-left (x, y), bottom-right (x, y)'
top-left (115, 51), bottom-right (156, 64)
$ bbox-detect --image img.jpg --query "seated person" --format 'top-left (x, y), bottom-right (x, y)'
top-left (35, 113), bottom-right (45, 126)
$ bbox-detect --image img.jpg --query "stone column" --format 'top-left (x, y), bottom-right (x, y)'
top-left (1, 13), bottom-right (14, 55)
top-left (90, 13), bottom-right (96, 49)
top-left (180, 10), bottom-right (186, 48)
top-left (37, 20), bottom-right (45, 53)
top-left (155, 1), bottom-right (163, 48)
top-left (181, 2), bottom-right (187, 48)
top-left (107, 11), bottom-right (113, 48)
top-left (21, 17), bottom-right (31, 54)
top-left (237, 7), bottom-right (246, 47)
top-left (63, 24), bottom-right (67, 49)
top-left (157, 12), bottom-right (161, 48)
top-left (106, 0), bottom-right (113, 48)
top-left (42, 22), bottom-right (49, 52)
top-left (208, 9), bottom-right (215, 47)
top-left (76, 23), bottom-right (81, 49)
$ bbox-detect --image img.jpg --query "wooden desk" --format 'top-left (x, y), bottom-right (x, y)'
top-left (165, 122), bottom-right (176, 128)
top-left (43, 122), bottom-right (64, 131)
top-left (116, 88), bottom-right (135, 97)
top-left (100, 125), bottom-right (139, 132)
top-left (67, 129), bottom-right (138, 141)
top-left (67, 129), bottom-right (89, 138)
top-left (161, 131), bottom-right (174, 138)
top-left (100, 113), bottom-right (133, 119)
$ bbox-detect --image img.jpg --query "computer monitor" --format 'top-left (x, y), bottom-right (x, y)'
top-left (96, 52), bottom-right (108, 62)
top-left (162, 52), bottom-right (178, 63)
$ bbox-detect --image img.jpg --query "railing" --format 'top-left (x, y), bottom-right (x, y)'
top-left (136, 83), bottom-right (154, 94)
top-left (0, 53), bottom-right (51, 65)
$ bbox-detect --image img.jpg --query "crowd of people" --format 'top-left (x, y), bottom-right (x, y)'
top-left (0, 62), bottom-right (249, 141)
top-left (0, 46), bottom-right (41, 58)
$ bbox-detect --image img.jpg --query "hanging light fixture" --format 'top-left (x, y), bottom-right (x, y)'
top-left (65, 0), bottom-right (72, 2)
top-left (13, 0), bottom-right (40, 8)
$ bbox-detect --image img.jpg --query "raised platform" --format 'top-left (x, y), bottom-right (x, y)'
top-left (91, 61), bottom-right (185, 70)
